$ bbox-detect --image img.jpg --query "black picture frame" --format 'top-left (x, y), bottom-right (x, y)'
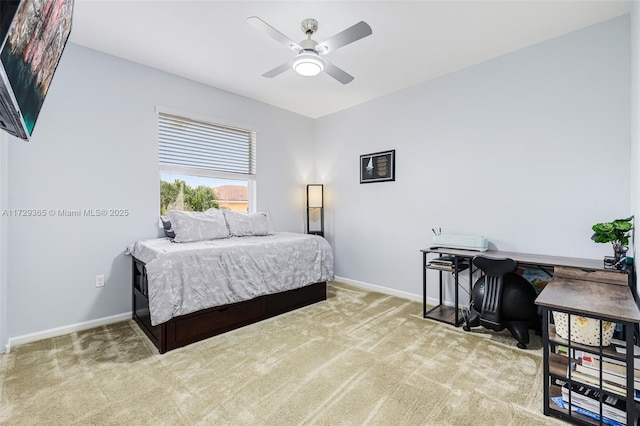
top-left (360, 150), bottom-right (395, 183)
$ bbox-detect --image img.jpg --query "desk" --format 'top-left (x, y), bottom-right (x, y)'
top-left (422, 246), bottom-right (637, 424)
top-left (421, 247), bottom-right (617, 327)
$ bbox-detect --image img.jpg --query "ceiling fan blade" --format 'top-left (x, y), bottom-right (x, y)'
top-left (262, 59), bottom-right (296, 78)
top-left (247, 16), bottom-right (302, 53)
top-left (316, 21), bottom-right (372, 55)
top-left (323, 60), bottom-right (354, 85)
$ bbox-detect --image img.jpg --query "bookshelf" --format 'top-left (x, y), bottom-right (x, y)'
top-left (536, 272), bottom-right (640, 425)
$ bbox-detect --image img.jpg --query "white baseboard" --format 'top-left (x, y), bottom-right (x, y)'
top-left (333, 276), bottom-right (457, 308)
top-left (333, 275), bottom-right (453, 308)
top-left (6, 312), bottom-right (131, 352)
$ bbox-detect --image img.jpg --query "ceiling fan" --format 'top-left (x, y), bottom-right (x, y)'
top-left (247, 16), bottom-right (372, 84)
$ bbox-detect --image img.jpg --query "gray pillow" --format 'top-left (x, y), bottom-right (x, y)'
top-left (222, 210), bottom-right (273, 237)
top-left (160, 216), bottom-right (176, 239)
top-left (166, 209), bottom-right (229, 243)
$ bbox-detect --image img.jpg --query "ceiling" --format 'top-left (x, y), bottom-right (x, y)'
top-left (69, 1), bottom-right (632, 119)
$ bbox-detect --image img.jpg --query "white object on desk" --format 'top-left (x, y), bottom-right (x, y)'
top-left (432, 234), bottom-right (489, 251)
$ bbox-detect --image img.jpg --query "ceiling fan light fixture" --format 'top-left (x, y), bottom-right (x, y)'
top-left (248, 16), bottom-right (371, 84)
top-left (293, 53), bottom-right (324, 77)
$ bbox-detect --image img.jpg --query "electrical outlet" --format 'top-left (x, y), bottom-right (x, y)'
top-left (95, 274), bottom-right (105, 288)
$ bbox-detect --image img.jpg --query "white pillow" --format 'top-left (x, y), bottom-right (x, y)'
top-left (222, 210), bottom-right (273, 237)
top-left (166, 209), bottom-right (230, 243)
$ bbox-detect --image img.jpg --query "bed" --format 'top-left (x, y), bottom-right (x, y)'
top-left (128, 230), bottom-right (334, 353)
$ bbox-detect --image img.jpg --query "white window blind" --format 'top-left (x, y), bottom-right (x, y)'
top-left (158, 112), bottom-right (256, 175)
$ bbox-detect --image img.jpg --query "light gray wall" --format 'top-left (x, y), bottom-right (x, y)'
top-left (631, 3), bottom-right (639, 301)
top-left (315, 16), bottom-right (631, 297)
top-left (0, 132), bottom-right (6, 351)
top-left (6, 43), bottom-right (315, 339)
top-left (2, 14), bottom-right (634, 346)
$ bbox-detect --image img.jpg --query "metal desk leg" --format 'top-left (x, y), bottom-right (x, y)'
top-left (439, 269), bottom-right (443, 308)
top-left (422, 251), bottom-right (427, 318)
top-left (542, 308), bottom-right (550, 416)
top-left (626, 320), bottom-right (635, 425)
top-left (468, 261), bottom-right (473, 301)
top-left (454, 256), bottom-right (459, 325)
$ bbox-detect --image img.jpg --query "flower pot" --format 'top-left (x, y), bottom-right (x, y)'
top-left (613, 242), bottom-right (628, 261)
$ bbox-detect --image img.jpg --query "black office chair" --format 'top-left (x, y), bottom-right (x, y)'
top-left (463, 256), bottom-right (539, 349)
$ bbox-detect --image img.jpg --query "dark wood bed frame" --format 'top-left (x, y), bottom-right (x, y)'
top-left (132, 257), bottom-right (327, 353)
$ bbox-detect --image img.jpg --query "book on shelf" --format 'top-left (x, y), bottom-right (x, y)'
top-left (426, 263), bottom-right (455, 271)
top-left (610, 338), bottom-right (640, 356)
top-left (579, 351), bottom-right (640, 376)
top-left (568, 368), bottom-right (640, 401)
top-left (576, 362), bottom-right (640, 390)
top-left (427, 258), bottom-right (455, 269)
top-left (556, 345), bottom-right (569, 357)
top-left (429, 258), bottom-right (454, 266)
top-left (575, 364), bottom-right (640, 390)
top-left (575, 344), bottom-right (640, 361)
top-left (561, 382), bottom-right (627, 424)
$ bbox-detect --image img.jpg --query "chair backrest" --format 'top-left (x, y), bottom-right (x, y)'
top-left (472, 256), bottom-right (518, 326)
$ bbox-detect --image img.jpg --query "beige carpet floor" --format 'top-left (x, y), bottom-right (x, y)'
top-left (0, 282), bottom-right (563, 425)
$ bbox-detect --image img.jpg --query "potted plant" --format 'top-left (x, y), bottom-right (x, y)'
top-left (591, 216), bottom-right (634, 266)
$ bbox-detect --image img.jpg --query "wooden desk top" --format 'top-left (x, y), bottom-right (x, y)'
top-left (535, 278), bottom-right (640, 323)
top-left (421, 247), bottom-right (605, 271)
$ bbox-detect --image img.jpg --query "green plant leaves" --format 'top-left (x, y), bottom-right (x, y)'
top-left (591, 217), bottom-right (633, 246)
top-left (592, 223), bottom-right (614, 233)
top-left (612, 220), bottom-right (633, 232)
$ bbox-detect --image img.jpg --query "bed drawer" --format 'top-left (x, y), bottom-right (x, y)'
top-left (168, 298), bottom-right (266, 344)
top-left (266, 282), bottom-right (327, 316)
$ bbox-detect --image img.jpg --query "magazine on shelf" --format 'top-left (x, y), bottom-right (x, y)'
top-left (551, 396), bottom-right (623, 426)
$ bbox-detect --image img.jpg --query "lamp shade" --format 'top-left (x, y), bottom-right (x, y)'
top-left (307, 184), bottom-right (323, 208)
top-left (293, 53), bottom-right (324, 77)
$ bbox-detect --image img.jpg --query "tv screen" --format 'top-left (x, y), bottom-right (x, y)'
top-left (0, 0), bottom-right (73, 141)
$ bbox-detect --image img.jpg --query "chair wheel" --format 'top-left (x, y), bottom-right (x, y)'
top-left (517, 342), bottom-right (527, 349)
top-left (463, 325), bottom-right (470, 332)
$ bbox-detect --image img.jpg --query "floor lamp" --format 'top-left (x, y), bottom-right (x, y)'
top-left (306, 184), bottom-right (324, 237)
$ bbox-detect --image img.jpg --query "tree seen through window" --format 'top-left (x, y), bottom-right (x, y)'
top-left (160, 179), bottom-right (219, 215)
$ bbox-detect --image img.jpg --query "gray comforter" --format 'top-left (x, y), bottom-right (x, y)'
top-left (127, 232), bottom-right (334, 326)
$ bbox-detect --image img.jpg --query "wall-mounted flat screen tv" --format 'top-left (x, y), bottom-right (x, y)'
top-left (0, 0), bottom-right (73, 141)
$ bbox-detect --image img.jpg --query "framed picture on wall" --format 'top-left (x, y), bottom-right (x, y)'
top-left (360, 150), bottom-right (395, 183)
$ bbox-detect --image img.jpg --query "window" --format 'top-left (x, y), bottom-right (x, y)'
top-left (158, 111), bottom-right (256, 215)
